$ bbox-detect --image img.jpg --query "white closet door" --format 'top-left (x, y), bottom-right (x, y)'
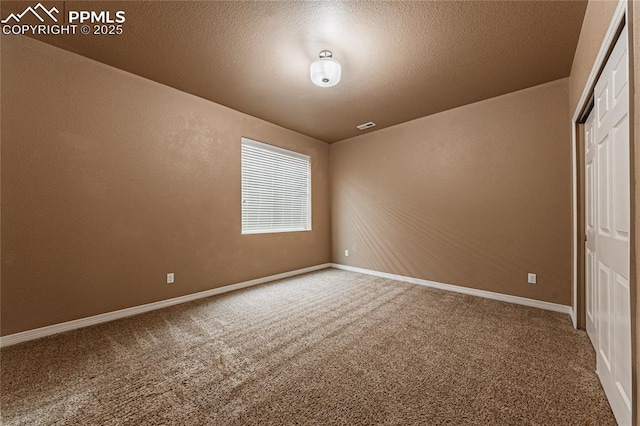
top-left (584, 107), bottom-right (597, 349)
top-left (593, 25), bottom-right (631, 426)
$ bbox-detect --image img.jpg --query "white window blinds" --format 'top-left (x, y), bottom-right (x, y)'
top-left (241, 138), bottom-right (311, 234)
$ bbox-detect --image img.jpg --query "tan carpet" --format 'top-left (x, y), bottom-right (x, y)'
top-left (1, 269), bottom-right (615, 425)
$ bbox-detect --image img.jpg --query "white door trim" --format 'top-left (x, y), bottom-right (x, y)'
top-left (571, 0), bottom-right (627, 328)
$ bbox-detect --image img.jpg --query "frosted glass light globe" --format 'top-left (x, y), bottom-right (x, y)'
top-left (310, 52), bottom-right (341, 88)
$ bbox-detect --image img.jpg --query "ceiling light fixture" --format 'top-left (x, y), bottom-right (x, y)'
top-left (310, 50), bottom-right (341, 88)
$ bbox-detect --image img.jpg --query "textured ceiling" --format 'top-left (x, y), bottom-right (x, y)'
top-left (2, 1), bottom-right (587, 143)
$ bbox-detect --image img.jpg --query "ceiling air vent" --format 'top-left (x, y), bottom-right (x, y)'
top-left (356, 122), bottom-right (376, 131)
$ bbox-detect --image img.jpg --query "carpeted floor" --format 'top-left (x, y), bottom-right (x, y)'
top-left (1, 269), bottom-right (615, 425)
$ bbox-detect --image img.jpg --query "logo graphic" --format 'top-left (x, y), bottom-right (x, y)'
top-left (2, 2), bottom-right (125, 36)
top-left (1, 3), bottom-right (59, 24)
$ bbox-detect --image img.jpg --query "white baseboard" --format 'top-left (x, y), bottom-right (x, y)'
top-left (1, 262), bottom-right (573, 347)
top-left (331, 263), bottom-right (572, 315)
top-left (0, 263), bottom-right (332, 348)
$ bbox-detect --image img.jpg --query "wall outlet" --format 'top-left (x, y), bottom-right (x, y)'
top-left (345, 250), bottom-right (349, 257)
top-left (527, 273), bottom-right (537, 284)
top-left (167, 273), bottom-right (175, 284)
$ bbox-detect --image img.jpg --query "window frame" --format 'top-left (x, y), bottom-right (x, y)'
top-left (241, 137), bottom-right (312, 235)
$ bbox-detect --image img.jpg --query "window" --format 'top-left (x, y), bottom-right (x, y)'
top-left (241, 138), bottom-right (311, 234)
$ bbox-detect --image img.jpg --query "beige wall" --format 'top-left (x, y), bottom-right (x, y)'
top-left (569, 0), bottom-right (620, 115)
top-left (0, 36), bottom-right (331, 336)
top-left (330, 79), bottom-right (572, 305)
